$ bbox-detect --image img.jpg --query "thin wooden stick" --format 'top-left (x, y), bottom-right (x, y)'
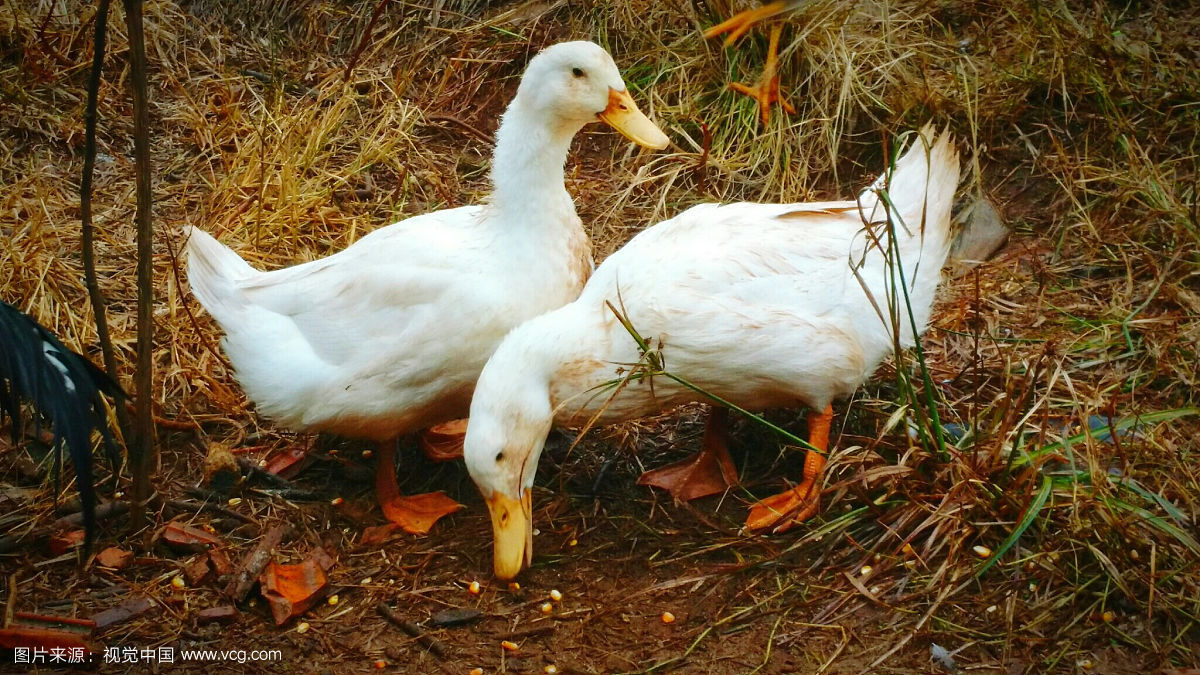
top-left (344, 0), bottom-right (391, 83)
top-left (80, 0), bottom-right (132, 453)
top-left (121, 0), bottom-right (155, 532)
top-left (376, 603), bottom-right (448, 658)
top-left (224, 524), bottom-right (292, 603)
top-left (0, 502), bottom-right (130, 554)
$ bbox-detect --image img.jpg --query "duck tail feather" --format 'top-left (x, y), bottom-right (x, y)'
top-left (182, 226), bottom-right (257, 324)
top-left (860, 125), bottom-right (961, 264)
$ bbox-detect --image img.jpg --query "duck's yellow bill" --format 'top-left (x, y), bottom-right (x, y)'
top-left (598, 88), bottom-right (669, 150)
top-left (486, 488), bottom-right (533, 580)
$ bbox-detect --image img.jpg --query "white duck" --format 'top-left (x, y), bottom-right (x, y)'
top-left (464, 127), bottom-right (959, 579)
top-left (184, 41), bottom-right (668, 535)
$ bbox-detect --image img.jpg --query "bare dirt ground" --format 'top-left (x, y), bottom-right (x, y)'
top-left (2, 1), bottom-right (1199, 673)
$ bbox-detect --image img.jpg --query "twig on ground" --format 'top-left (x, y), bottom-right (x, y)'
top-left (376, 602), bottom-right (448, 658)
top-left (224, 523), bottom-right (292, 602)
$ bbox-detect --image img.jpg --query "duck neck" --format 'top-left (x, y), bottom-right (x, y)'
top-left (512, 304), bottom-right (606, 412)
top-left (489, 100), bottom-right (581, 220)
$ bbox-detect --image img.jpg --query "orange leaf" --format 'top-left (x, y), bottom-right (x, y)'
top-left (259, 554), bottom-right (330, 625)
top-left (376, 443), bottom-right (463, 535)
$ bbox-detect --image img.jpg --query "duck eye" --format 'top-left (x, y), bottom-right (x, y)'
top-left (572, 67), bottom-right (585, 78)
top-left (495, 451), bottom-right (505, 463)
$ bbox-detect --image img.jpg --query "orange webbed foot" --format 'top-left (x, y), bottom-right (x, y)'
top-left (638, 407), bottom-right (738, 500)
top-left (744, 481), bottom-right (820, 533)
top-left (744, 404), bottom-right (832, 533)
top-left (380, 492), bottom-right (465, 535)
top-left (375, 442), bottom-right (465, 535)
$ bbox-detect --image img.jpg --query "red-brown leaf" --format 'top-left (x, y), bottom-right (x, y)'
top-left (183, 555), bottom-right (213, 585)
top-left (263, 446), bottom-right (310, 479)
top-left (418, 419), bottom-right (468, 462)
top-left (208, 548), bottom-right (234, 576)
top-left (161, 522), bottom-right (224, 551)
top-left (12, 613), bottom-right (95, 635)
top-left (91, 596), bottom-right (155, 629)
top-left (95, 547), bottom-right (134, 570)
top-left (359, 523), bottom-right (399, 546)
top-left (195, 606), bottom-right (239, 625)
top-left (48, 529), bottom-right (85, 556)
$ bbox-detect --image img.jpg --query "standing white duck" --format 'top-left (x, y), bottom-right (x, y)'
top-left (464, 127), bottom-right (959, 579)
top-left (184, 41), bottom-right (668, 535)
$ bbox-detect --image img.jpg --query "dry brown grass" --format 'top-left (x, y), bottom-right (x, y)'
top-left (2, 0), bottom-right (1198, 671)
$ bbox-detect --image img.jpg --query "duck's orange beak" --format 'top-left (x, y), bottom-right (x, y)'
top-left (598, 87), bottom-right (669, 150)
top-left (485, 488), bottom-right (533, 580)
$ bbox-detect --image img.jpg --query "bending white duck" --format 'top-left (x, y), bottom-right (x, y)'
top-left (464, 127), bottom-right (959, 578)
top-left (184, 41), bottom-right (668, 535)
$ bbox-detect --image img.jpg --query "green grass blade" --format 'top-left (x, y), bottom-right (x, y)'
top-left (1106, 498), bottom-right (1200, 556)
top-left (976, 473), bottom-right (1053, 577)
top-left (1013, 407), bottom-right (1200, 467)
top-left (1111, 475), bottom-right (1191, 526)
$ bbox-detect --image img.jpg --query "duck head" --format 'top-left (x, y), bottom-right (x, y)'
top-left (463, 360), bottom-right (555, 580)
top-left (512, 41), bottom-right (669, 150)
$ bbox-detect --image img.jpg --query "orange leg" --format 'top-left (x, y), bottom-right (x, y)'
top-left (375, 440), bottom-right (464, 535)
top-left (726, 24), bottom-right (796, 127)
top-left (638, 407), bottom-right (739, 500)
top-left (703, 1), bottom-right (793, 44)
top-left (745, 404), bottom-right (832, 532)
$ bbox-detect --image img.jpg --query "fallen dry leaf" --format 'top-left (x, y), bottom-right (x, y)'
top-left (161, 521), bottom-right (225, 551)
top-left (12, 613), bottom-right (95, 634)
top-left (264, 445), bottom-right (310, 479)
top-left (259, 550), bottom-right (333, 625)
top-left (92, 596), bottom-right (155, 629)
top-left (418, 419), bottom-right (468, 461)
top-left (48, 529), bottom-right (85, 556)
top-left (95, 547), bottom-right (134, 570)
top-left (359, 523), bottom-right (399, 546)
top-left (208, 548), bottom-right (234, 576)
top-left (195, 606), bottom-right (239, 625)
top-left (430, 607), bottom-right (482, 627)
top-left (376, 443), bottom-right (464, 534)
top-left (183, 555), bottom-right (214, 585)
top-left (380, 492), bottom-right (465, 535)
